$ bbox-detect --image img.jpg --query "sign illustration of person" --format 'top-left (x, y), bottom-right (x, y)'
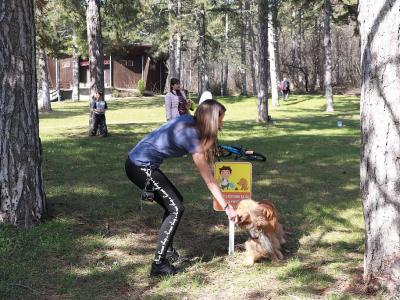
top-left (219, 166), bottom-right (236, 190)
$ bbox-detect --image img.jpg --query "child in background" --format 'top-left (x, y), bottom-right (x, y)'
top-left (90, 91), bottom-right (108, 137)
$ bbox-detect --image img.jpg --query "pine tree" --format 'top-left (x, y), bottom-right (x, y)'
top-left (0, 0), bottom-right (46, 228)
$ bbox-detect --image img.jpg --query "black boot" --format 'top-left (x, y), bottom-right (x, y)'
top-left (150, 260), bottom-right (178, 277)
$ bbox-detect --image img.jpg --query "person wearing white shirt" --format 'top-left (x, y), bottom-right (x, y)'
top-left (165, 78), bottom-right (190, 121)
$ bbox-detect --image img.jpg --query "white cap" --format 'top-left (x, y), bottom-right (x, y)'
top-left (199, 91), bottom-right (213, 104)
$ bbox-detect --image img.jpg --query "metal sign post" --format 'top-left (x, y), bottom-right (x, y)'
top-left (228, 220), bottom-right (235, 255)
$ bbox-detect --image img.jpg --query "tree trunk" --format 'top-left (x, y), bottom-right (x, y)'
top-left (72, 30), bottom-right (80, 102)
top-left (168, 0), bottom-right (176, 81)
top-left (0, 0), bottom-right (46, 228)
top-left (222, 1), bottom-right (229, 95)
top-left (174, 0), bottom-right (182, 81)
top-left (269, 1), bottom-right (279, 107)
top-left (324, 0), bottom-right (334, 112)
top-left (86, 0), bottom-right (104, 132)
top-left (335, 31), bottom-right (340, 86)
top-left (290, 9), bottom-right (297, 87)
top-left (55, 59), bottom-right (61, 102)
top-left (297, 10), bottom-right (304, 88)
top-left (239, 0), bottom-right (247, 96)
top-left (310, 17), bottom-right (320, 92)
top-left (257, 0), bottom-right (269, 122)
top-left (273, 3), bottom-right (281, 84)
top-left (197, 4), bottom-right (208, 94)
top-left (359, 0), bottom-right (400, 292)
top-left (221, 0), bottom-right (229, 95)
top-left (38, 47), bottom-right (52, 112)
top-left (247, 0), bottom-right (258, 96)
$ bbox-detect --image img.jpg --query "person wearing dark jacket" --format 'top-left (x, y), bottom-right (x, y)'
top-left (90, 91), bottom-right (108, 137)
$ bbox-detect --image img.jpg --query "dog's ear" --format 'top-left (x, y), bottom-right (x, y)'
top-left (253, 203), bottom-right (277, 232)
top-left (260, 205), bottom-right (275, 221)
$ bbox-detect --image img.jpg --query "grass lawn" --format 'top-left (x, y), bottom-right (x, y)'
top-left (0, 94), bottom-right (369, 299)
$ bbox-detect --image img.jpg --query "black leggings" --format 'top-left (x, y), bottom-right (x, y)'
top-left (125, 158), bottom-right (184, 263)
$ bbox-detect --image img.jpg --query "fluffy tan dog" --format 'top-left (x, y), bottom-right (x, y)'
top-left (236, 199), bottom-right (285, 265)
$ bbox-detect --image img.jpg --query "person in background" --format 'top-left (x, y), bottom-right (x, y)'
top-left (90, 90), bottom-right (108, 137)
top-left (199, 91), bottom-right (213, 105)
top-left (125, 99), bottom-right (238, 277)
top-left (281, 78), bottom-right (290, 100)
top-left (165, 78), bottom-right (192, 121)
top-left (277, 81), bottom-right (283, 97)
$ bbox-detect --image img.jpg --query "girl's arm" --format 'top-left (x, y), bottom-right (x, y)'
top-left (192, 152), bottom-right (238, 222)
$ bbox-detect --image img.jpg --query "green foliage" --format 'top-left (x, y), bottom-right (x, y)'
top-left (36, 0), bottom-right (86, 57)
top-left (101, 0), bottom-right (142, 53)
top-left (137, 79), bottom-right (145, 95)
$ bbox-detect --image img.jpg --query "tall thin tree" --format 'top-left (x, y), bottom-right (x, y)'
top-left (37, 47), bottom-right (52, 112)
top-left (0, 0), bottom-right (46, 228)
top-left (323, 0), bottom-right (334, 112)
top-left (168, 0), bottom-right (176, 81)
top-left (269, 0), bottom-right (279, 107)
top-left (359, 0), bottom-right (400, 292)
top-left (86, 0), bottom-right (104, 132)
top-left (247, 0), bottom-right (258, 96)
top-left (222, 0), bottom-right (229, 95)
top-left (197, 3), bottom-right (208, 94)
top-left (256, 0), bottom-right (269, 122)
top-left (36, 0), bottom-right (52, 112)
top-left (239, 0), bottom-right (247, 96)
top-left (72, 29), bottom-right (80, 102)
top-left (174, 0), bottom-right (182, 81)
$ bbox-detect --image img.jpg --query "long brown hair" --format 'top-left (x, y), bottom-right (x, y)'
top-left (194, 99), bottom-right (226, 162)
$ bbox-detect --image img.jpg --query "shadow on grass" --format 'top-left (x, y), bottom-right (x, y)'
top-left (39, 106), bottom-right (89, 119)
top-left (39, 97), bottom-right (165, 120)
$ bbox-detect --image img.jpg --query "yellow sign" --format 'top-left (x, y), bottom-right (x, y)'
top-left (213, 162), bottom-right (252, 211)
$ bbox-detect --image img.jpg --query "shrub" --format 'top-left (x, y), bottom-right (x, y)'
top-left (137, 79), bottom-right (145, 96)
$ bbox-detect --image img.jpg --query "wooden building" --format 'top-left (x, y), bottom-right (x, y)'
top-left (48, 44), bottom-right (168, 93)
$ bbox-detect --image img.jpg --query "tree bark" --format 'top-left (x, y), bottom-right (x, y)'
top-left (197, 4), bottom-right (208, 94)
top-left (222, 0), bottom-right (229, 95)
top-left (324, 0), bottom-right (334, 112)
top-left (0, 0), bottom-right (46, 228)
top-left (168, 0), bottom-right (176, 81)
top-left (310, 17), bottom-right (320, 92)
top-left (72, 30), bottom-right (80, 102)
top-left (269, 1), bottom-right (279, 107)
top-left (38, 47), bottom-right (52, 112)
top-left (359, 0), bottom-right (400, 292)
top-left (297, 10), bottom-right (304, 89)
top-left (290, 8), bottom-right (298, 87)
top-left (239, 0), bottom-right (247, 96)
top-left (256, 0), bottom-right (269, 122)
top-left (335, 31), bottom-right (340, 85)
top-left (174, 0), bottom-right (182, 81)
top-left (247, 0), bottom-right (258, 96)
top-left (273, 2), bottom-right (281, 84)
top-left (86, 0), bottom-right (104, 132)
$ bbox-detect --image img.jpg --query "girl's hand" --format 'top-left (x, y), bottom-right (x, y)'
top-left (225, 206), bottom-right (238, 223)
